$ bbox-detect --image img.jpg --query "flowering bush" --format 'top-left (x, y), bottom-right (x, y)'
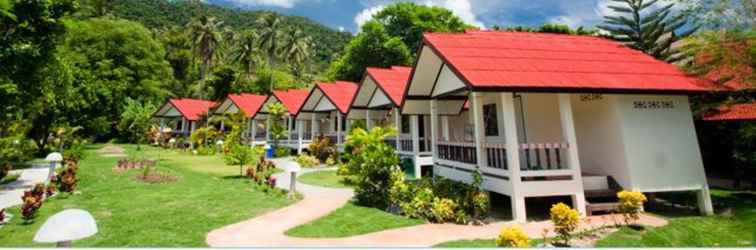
top-left (617, 190), bottom-right (647, 225)
top-left (496, 226), bottom-right (530, 247)
top-left (309, 136), bottom-right (336, 162)
top-left (550, 202), bottom-right (579, 245)
top-left (21, 184), bottom-right (46, 222)
top-left (57, 161), bottom-right (79, 193)
top-left (430, 198), bottom-right (458, 223)
top-left (0, 208), bottom-right (6, 223)
top-left (295, 154), bottom-right (319, 168)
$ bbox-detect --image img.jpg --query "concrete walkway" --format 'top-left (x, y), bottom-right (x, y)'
top-left (0, 164), bottom-right (51, 209)
top-left (206, 159), bottom-right (667, 247)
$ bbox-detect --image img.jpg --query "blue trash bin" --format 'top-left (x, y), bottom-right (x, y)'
top-left (266, 147), bottom-right (274, 158)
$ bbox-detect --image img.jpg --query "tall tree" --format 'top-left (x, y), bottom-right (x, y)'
top-left (372, 2), bottom-right (469, 52)
top-left (160, 26), bottom-right (196, 97)
top-left (233, 30), bottom-right (261, 82)
top-left (188, 15), bottom-right (223, 91)
top-left (599, 0), bottom-right (696, 62)
top-left (257, 13), bottom-right (284, 69)
top-left (677, 0), bottom-right (755, 30)
top-left (327, 21), bottom-right (412, 82)
top-left (282, 28), bottom-right (313, 80)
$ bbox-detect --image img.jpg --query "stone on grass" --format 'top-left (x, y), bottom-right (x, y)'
top-left (34, 209), bottom-right (97, 246)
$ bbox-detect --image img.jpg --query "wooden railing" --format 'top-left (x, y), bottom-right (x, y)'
top-left (397, 134), bottom-right (431, 153)
top-left (484, 143), bottom-right (508, 170)
top-left (436, 141), bottom-right (476, 164)
top-left (520, 143), bottom-right (569, 171)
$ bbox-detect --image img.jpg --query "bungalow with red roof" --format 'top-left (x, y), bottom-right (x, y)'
top-left (300, 81), bottom-right (359, 151)
top-left (153, 98), bottom-right (218, 142)
top-left (403, 30), bottom-right (714, 222)
top-left (213, 93), bottom-right (269, 145)
top-left (351, 66), bottom-right (440, 178)
top-left (259, 89), bottom-right (312, 154)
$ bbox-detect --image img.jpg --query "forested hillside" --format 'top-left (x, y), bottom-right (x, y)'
top-left (110, 0), bottom-right (351, 66)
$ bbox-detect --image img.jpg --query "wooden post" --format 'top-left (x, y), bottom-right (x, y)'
top-left (471, 92), bottom-right (486, 169)
top-left (394, 107), bottom-right (401, 148)
top-left (410, 115), bottom-right (420, 154)
top-left (441, 116), bottom-right (450, 141)
top-left (336, 112), bottom-right (343, 145)
top-left (366, 109), bottom-right (372, 130)
top-left (430, 100), bottom-right (439, 164)
top-left (311, 113), bottom-right (319, 137)
top-left (297, 118), bottom-right (304, 154)
top-left (251, 119), bottom-right (257, 143)
top-left (500, 92), bottom-right (525, 222)
top-left (287, 116), bottom-right (293, 142)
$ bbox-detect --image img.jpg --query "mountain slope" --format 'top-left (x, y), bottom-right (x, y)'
top-left (110, 0), bottom-right (352, 65)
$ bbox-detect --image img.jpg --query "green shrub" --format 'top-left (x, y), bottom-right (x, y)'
top-left (295, 154), bottom-right (319, 168)
top-left (309, 136), bottom-right (336, 162)
top-left (431, 197), bottom-right (458, 223)
top-left (343, 127), bottom-right (400, 208)
top-left (274, 147), bottom-right (290, 157)
top-left (224, 144), bottom-right (260, 177)
top-left (0, 121), bottom-right (38, 166)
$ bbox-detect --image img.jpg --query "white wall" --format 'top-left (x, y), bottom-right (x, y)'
top-left (572, 94), bottom-right (632, 188)
top-left (616, 95), bottom-right (707, 192)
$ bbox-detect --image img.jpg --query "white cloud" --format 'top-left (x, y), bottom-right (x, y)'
top-left (354, 0), bottom-right (485, 30)
top-left (224, 0), bottom-right (300, 8)
top-left (354, 4), bottom-right (385, 28)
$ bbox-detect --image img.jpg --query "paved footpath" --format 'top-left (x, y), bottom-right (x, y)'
top-left (0, 164), bottom-right (50, 209)
top-left (206, 159), bottom-right (667, 247)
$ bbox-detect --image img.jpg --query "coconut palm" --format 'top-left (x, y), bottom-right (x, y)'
top-left (188, 15), bottom-right (223, 85)
top-left (282, 28), bottom-right (313, 79)
top-left (233, 30), bottom-right (262, 82)
top-left (256, 13), bottom-right (284, 68)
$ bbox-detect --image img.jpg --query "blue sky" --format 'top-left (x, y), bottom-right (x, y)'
top-left (209, 0), bottom-right (619, 33)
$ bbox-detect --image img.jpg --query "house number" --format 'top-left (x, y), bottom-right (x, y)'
top-left (580, 94), bottom-right (603, 101)
top-left (633, 100), bottom-right (674, 109)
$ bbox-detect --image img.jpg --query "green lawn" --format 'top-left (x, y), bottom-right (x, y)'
top-left (434, 189), bottom-right (755, 248)
top-left (285, 202), bottom-right (425, 238)
top-left (297, 170), bottom-right (352, 189)
top-left (0, 144), bottom-right (293, 247)
top-left (596, 189), bottom-right (755, 247)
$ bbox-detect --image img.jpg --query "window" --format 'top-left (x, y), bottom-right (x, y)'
top-left (483, 104), bottom-right (499, 136)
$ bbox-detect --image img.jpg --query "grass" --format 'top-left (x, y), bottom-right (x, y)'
top-left (0, 173), bottom-right (20, 185)
top-left (285, 202), bottom-right (425, 238)
top-left (595, 189), bottom-right (755, 247)
top-left (0, 144), bottom-right (293, 247)
top-left (297, 170), bottom-right (352, 189)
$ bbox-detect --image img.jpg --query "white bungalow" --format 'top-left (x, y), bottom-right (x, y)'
top-left (213, 93), bottom-right (268, 146)
top-left (153, 98), bottom-right (217, 140)
top-left (402, 31), bottom-right (714, 222)
top-left (299, 81), bottom-right (359, 151)
top-left (351, 66), bottom-right (433, 178)
top-left (260, 89), bottom-right (312, 154)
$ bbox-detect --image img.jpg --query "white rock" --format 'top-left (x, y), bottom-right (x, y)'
top-left (33, 209), bottom-right (97, 243)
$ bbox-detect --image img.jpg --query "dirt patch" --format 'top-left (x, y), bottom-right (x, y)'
top-left (113, 159), bottom-right (157, 172)
top-left (98, 145), bottom-right (127, 158)
top-left (133, 170), bottom-right (179, 184)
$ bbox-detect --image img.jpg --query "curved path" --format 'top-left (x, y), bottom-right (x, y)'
top-left (206, 159), bottom-right (667, 247)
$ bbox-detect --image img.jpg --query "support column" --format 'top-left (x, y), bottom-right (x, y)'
top-left (697, 185), bottom-right (714, 215)
top-left (471, 92), bottom-right (486, 169)
top-left (441, 116), bottom-right (450, 141)
top-left (558, 93), bottom-right (587, 216)
top-left (159, 119), bottom-right (166, 143)
top-left (366, 109), bottom-right (372, 130)
top-left (220, 120), bottom-right (225, 132)
top-left (251, 119), bottom-right (257, 143)
top-left (266, 118), bottom-right (271, 141)
top-left (287, 116), bottom-right (293, 142)
top-left (501, 92), bottom-right (526, 222)
top-left (297, 118), bottom-right (304, 154)
top-left (430, 99), bottom-right (439, 165)
top-left (394, 107), bottom-right (401, 138)
top-left (311, 113), bottom-right (319, 137)
top-left (336, 112), bottom-right (343, 145)
top-left (410, 115), bottom-right (420, 155)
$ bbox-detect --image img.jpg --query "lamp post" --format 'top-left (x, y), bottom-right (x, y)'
top-left (44, 153), bottom-right (63, 184)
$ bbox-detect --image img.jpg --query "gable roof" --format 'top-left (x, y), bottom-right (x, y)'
top-left (272, 89), bottom-right (310, 116)
top-left (420, 31), bottom-right (713, 93)
top-left (366, 66), bottom-right (413, 106)
top-left (227, 94), bottom-right (268, 118)
top-left (702, 103), bottom-right (756, 121)
top-left (316, 81), bottom-right (359, 114)
top-left (168, 99), bottom-right (217, 121)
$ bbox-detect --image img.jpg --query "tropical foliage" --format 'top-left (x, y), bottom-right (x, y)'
top-left (599, 0), bottom-right (696, 62)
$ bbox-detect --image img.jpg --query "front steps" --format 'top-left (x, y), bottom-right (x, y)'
top-left (582, 174), bottom-right (620, 215)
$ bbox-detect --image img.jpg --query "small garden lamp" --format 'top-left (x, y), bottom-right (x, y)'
top-left (276, 160), bottom-right (301, 196)
top-left (44, 152), bottom-right (63, 184)
top-left (33, 209), bottom-right (97, 247)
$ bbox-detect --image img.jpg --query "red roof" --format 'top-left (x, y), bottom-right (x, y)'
top-left (366, 66), bottom-right (412, 106)
top-left (422, 31), bottom-right (713, 93)
top-left (169, 98), bottom-right (217, 121)
top-left (227, 94), bottom-right (268, 118)
top-left (702, 103), bottom-right (756, 121)
top-left (316, 81), bottom-right (359, 114)
top-left (273, 89), bottom-right (309, 116)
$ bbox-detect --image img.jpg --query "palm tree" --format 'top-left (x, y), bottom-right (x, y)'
top-left (188, 15), bottom-right (223, 89)
top-left (282, 28), bottom-right (313, 79)
top-left (256, 13), bottom-right (284, 69)
top-left (233, 30), bottom-right (261, 82)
